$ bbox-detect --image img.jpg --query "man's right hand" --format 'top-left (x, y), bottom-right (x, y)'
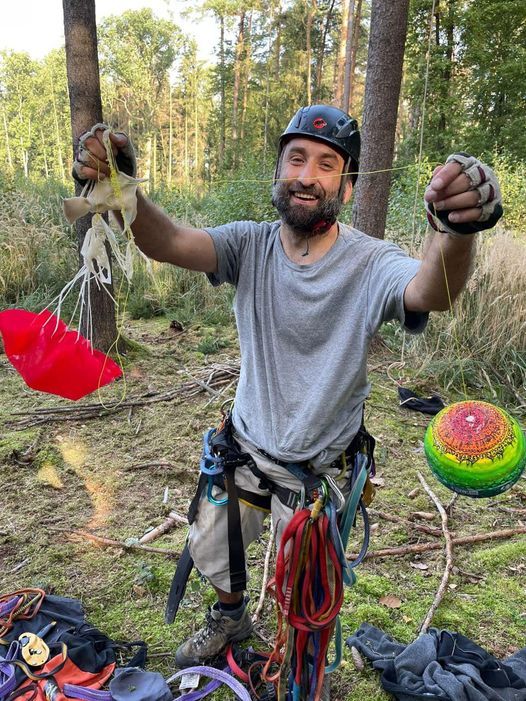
top-left (71, 124), bottom-right (218, 274)
top-left (73, 124), bottom-right (137, 183)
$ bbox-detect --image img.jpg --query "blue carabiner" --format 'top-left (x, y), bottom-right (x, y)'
top-left (200, 428), bottom-right (224, 476)
top-left (207, 476), bottom-right (228, 506)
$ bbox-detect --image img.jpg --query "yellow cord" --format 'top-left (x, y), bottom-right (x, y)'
top-left (437, 229), bottom-right (469, 400)
top-left (218, 163), bottom-right (416, 186)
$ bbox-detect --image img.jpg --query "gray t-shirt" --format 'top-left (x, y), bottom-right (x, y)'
top-left (206, 220), bottom-right (427, 467)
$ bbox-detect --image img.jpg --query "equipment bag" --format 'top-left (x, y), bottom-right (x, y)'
top-left (0, 591), bottom-right (146, 701)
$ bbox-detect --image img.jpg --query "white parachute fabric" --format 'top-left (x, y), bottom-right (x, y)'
top-left (54, 128), bottom-right (148, 341)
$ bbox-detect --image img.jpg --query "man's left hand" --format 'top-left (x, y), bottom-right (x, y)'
top-left (424, 153), bottom-right (503, 236)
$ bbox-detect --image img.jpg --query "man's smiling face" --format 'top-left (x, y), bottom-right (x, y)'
top-left (272, 137), bottom-right (352, 237)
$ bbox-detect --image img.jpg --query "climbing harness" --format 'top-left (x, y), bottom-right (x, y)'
top-left (166, 408), bottom-right (376, 700)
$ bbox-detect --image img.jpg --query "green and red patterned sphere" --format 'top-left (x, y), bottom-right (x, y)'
top-left (424, 401), bottom-right (526, 497)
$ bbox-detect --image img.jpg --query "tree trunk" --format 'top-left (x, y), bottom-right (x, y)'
top-left (438, 0), bottom-right (455, 140)
top-left (152, 132), bottom-right (157, 191)
top-left (219, 14), bottom-right (226, 169)
top-left (343, 0), bottom-right (356, 112)
top-left (184, 110), bottom-right (189, 185)
top-left (40, 125), bottom-right (49, 178)
top-left (263, 8), bottom-right (276, 161)
top-left (168, 84), bottom-right (173, 187)
top-left (305, 0), bottom-right (316, 104)
top-left (239, 12), bottom-right (253, 147)
top-left (333, 0), bottom-right (349, 107)
top-left (194, 75), bottom-right (199, 179)
top-left (63, 0), bottom-right (117, 352)
top-left (274, 12), bottom-right (282, 80)
top-left (315, 0), bottom-right (336, 100)
top-left (232, 11), bottom-right (246, 166)
top-left (348, 0), bottom-right (362, 109)
top-left (50, 76), bottom-right (65, 182)
top-left (352, 0), bottom-right (410, 239)
top-left (1, 105), bottom-right (13, 172)
top-left (143, 134), bottom-right (152, 191)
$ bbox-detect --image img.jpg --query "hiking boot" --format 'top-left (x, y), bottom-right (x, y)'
top-left (175, 602), bottom-right (253, 667)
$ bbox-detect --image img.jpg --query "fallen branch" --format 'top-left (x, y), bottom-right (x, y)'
top-left (253, 519), bottom-right (275, 623)
top-left (445, 493), bottom-right (459, 515)
top-left (368, 508), bottom-right (445, 537)
top-left (67, 528), bottom-right (180, 557)
top-left (417, 472), bottom-right (453, 635)
top-left (11, 362), bottom-right (241, 429)
top-left (139, 511), bottom-right (187, 544)
top-left (347, 527), bottom-right (526, 560)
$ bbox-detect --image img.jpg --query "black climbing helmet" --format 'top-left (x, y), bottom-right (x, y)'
top-left (277, 104), bottom-right (361, 184)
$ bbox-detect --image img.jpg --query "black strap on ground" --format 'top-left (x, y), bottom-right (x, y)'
top-left (165, 544), bottom-right (194, 624)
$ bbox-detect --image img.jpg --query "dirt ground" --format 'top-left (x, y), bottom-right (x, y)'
top-left (1, 317), bottom-right (525, 700)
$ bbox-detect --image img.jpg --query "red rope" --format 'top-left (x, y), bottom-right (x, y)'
top-left (262, 501), bottom-right (344, 700)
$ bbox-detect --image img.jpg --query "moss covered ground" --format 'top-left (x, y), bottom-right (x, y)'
top-left (1, 317), bottom-right (525, 700)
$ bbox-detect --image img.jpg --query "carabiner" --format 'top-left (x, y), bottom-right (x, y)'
top-left (207, 477), bottom-right (228, 506)
top-left (324, 474), bottom-right (346, 513)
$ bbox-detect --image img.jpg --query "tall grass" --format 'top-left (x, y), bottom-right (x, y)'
top-left (0, 182), bottom-right (77, 310)
top-left (399, 230), bottom-right (526, 410)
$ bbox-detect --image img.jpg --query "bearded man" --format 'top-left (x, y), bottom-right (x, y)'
top-left (75, 105), bottom-right (502, 688)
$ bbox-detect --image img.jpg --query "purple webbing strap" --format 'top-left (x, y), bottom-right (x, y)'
top-left (0, 597), bottom-right (21, 619)
top-left (0, 642), bottom-right (19, 700)
top-left (62, 684), bottom-right (113, 701)
top-left (167, 666), bottom-right (251, 701)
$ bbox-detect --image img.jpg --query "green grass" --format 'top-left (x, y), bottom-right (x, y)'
top-left (1, 320), bottom-right (525, 700)
top-left (1, 172), bottom-right (525, 699)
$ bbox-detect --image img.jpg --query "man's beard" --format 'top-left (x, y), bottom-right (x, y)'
top-left (272, 180), bottom-right (344, 237)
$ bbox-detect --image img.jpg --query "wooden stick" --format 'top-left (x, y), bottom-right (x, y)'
top-left (445, 492), bottom-right (459, 514)
top-left (347, 527), bottom-right (526, 560)
top-left (67, 528), bottom-right (180, 556)
top-left (11, 362), bottom-right (242, 428)
top-left (368, 508), bottom-right (445, 537)
top-left (417, 472), bottom-right (453, 634)
top-left (139, 511), bottom-right (187, 544)
top-left (253, 519), bottom-right (275, 623)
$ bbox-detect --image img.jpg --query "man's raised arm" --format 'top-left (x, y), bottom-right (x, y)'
top-left (73, 126), bottom-right (218, 273)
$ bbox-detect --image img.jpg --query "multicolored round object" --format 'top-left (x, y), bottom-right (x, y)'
top-left (424, 400), bottom-right (526, 497)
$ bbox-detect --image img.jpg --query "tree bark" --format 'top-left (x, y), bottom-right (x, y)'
top-left (348, 0), bottom-right (362, 110)
top-left (343, 0), bottom-right (356, 112)
top-left (62, 0), bottom-right (117, 351)
top-left (333, 0), bottom-right (349, 107)
top-left (218, 14), bottom-right (226, 169)
top-left (50, 76), bottom-right (65, 181)
top-left (352, 0), bottom-right (410, 239)
top-left (239, 12), bottom-right (253, 149)
top-left (168, 83), bottom-right (173, 186)
top-left (305, 0), bottom-right (316, 104)
top-left (438, 0), bottom-right (455, 142)
top-left (232, 11), bottom-right (246, 165)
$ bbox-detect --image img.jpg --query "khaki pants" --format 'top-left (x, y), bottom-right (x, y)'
top-left (187, 433), bottom-right (345, 592)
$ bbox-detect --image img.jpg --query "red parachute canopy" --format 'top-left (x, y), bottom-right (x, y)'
top-left (0, 309), bottom-right (122, 400)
